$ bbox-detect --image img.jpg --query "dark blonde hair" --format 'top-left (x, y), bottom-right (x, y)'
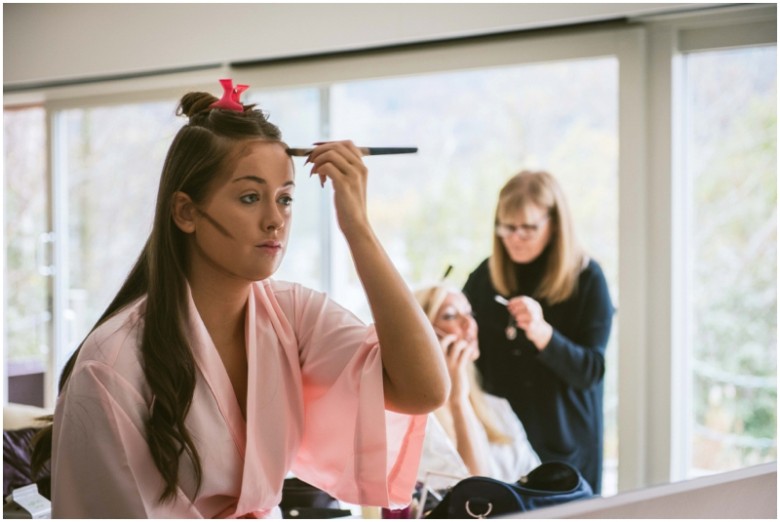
top-left (414, 285), bottom-right (511, 445)
top-left (33, 90), bottom-right (283, 503)
top-left (489, 171), bottom-right (584, 304)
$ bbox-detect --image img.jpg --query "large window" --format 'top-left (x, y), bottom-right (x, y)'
top-left (682, 44), bottom-right (777, 477)
top-left (328, 57), bottom-right (620, 492)
top-left (3, 6), bottom-right (776, 495)
top-left (57, 101), bottom-right (180, 363)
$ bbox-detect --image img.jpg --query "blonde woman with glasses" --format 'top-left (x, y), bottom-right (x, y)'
top-left (413, 284), bottom-right (540, 491)
top-left (462, 170), bottom-right (615, 494)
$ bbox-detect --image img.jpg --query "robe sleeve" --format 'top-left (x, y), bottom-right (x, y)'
top-left (51, 360), bottom-right (199, 518)
top-left (287, 287), bottom-right (427, 509)
top-left (536, 263), bottom-right (614, 389)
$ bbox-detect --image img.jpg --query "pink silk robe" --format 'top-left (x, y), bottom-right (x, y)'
top-left (51, 280), bottom-right (427, 518)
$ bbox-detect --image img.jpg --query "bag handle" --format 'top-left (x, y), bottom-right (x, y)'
top-left (465, 499), bottom-right (493, 519)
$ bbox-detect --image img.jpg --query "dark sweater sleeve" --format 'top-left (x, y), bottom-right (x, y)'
top-left (536, 263), bottom-right (614, 390)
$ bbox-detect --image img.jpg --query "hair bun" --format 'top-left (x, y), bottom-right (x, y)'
top-left (177, 92), bottom-right (218, 119)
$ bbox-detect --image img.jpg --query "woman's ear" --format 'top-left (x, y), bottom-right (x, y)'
top-left (171, 192), bottom-right (196, 233)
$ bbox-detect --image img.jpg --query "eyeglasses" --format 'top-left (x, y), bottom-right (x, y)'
top-left (495, 215), bottom-right (550, 240)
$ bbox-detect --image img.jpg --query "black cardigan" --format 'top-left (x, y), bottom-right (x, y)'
top-left (463, 252), bottom-right (614, 494)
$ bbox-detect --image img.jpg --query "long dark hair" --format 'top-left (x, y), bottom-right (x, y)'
top-left (32, 89), bottom-right (283, 502)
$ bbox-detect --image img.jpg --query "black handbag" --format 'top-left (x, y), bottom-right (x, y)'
top-left (425, 461), bottom-right (593, 518)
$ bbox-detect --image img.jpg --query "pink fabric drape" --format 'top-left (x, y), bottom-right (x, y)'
top-left (51, 280), bottom-right (425, 518)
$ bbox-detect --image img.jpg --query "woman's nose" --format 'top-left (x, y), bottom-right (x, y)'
top-left (458, 314), bottom-right (472, 330)
top-left (263, 207), bottom-right (284, 232)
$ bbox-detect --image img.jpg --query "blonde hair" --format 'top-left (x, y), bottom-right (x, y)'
top-left (414, 284), bottom-right (511, 445)
top-left (489, 170), bottom-right (584, 304)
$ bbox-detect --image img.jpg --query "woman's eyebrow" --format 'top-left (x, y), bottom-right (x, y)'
top-left (233, 175), bottom-right (266, 184)
top-left (233, 176), bottom-right (295, 187)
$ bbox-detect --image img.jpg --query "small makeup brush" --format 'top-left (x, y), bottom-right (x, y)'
top-left (286, 146), bottom-right (418, 157)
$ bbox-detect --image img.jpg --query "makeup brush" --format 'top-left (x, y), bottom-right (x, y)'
top-left (286, 147), bottom-right (418, 157)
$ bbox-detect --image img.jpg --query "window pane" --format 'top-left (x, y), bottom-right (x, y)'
top-left (59, 101), bottom-right (179, 356)
top-left (4, 107), bottom-right (50, 406)
top-left (59, 90), bottom-right (324, 365)
top-left (684, 45), bottom-right (777, 476)
top-left (330, 58), bottom-right (619, 493)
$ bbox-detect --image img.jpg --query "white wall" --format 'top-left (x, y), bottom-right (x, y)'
top-left (5, 3), bottom-right (706, 88)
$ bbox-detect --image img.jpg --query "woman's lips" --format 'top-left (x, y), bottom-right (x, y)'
top-left (256, 241), bottom-right (282, 252)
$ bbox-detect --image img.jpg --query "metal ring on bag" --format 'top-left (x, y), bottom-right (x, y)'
top-left (465, 500), bottom-right (493, 518)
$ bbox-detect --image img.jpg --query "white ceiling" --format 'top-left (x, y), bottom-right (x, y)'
top-left (5, 3), bottom-right (713, 88)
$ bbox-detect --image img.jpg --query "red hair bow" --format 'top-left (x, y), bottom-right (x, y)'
top-left (209, 78), bottom-right (249, 112)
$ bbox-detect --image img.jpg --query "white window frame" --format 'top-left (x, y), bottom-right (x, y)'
top-left (639, 4), bottom-right (776, 488)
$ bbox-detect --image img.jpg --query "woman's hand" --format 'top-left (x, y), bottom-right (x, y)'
top-left (307, 141), bottom-right (370, 239)
top-left (439, 333), bottom-right (491, 476)
top-left (439, 334), bottom-right (475, 405)
top-left (308, 141), bottom-right (448, 414)
top-left (507, 296), bottom-right (553, 350)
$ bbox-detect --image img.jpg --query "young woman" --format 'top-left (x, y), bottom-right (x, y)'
top-left (37, 80), bottom-right (449, 517)
top-left (463, 170), bottom-right (615, 494)
top-left (413, 284), bottom-right (540, 490)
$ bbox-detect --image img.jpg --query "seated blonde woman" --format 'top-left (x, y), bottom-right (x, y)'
top-left (414, 285), bottom-right (540, 490)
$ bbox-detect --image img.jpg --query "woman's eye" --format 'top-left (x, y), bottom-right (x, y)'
top-left (240, 193), bottom-right (259, 204)
top-left (441, 313), bottom-right (457, 321)
top-left (278, 195), bottom-right (294, 207)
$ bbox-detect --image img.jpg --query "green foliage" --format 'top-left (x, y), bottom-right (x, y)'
top-left (689, 47), bottom-right (776, 468)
